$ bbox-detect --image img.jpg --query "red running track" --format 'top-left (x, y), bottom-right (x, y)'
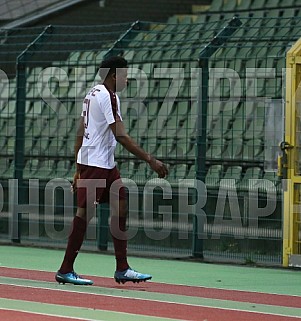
top-left (0, 267), bottom-right (300, 308)
top-left (0, 267), bottom-right (300, 321)
top-left (0, 309), bottom-right (87, 321)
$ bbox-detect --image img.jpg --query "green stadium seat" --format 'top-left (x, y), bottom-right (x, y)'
top-left (23, 159), bottom-right (40, 179)
top-left (133, 49), bottom-right (151, 63)
top-left (47, 137), bottom-right (67, 157)
top-left (159, 114), bottom-right (180, 139)
top-left (146, 100), bottom-right (174, 138)
top-left (6, 136), bottom-right (15, 156)
top-left (205, 164), bottom-right (222, 189)
top-left (24, 137), bottom-right (40, 156)
top-left (222, 3), bottom-right (237, 11)
top-left (280, 0), bottom-right (294, 6)
top-left (151, 79), bottom-right (170, 98)
top-left (255, 170), bottom-right (281, 194)
top-left (2, 160), bottom-right (14, 179)
top-left (2, 100), bottom-right (16, 118)
top-left (2, 118), bottom-right (15, 137)
top-left (9, 79), bottom-right (16, 99)
top-left (66, 51), bottom-right (82, 65)
top-left (176, 101), bottom-right (190, 120)
top-left (208, 0), bottom-right (223, 12)
top-left (0, 158), bottom-right (10, 177)
top-left (242, 138), bottom-right (264, 161)
top-left (155, 139), bottom-right (174, 158)
top-left (168, 163), bottom-right (188, 182)
top-left (245, 115), bottom-right (264, 140)
top-left (55, 160), bottom-right (72, 178)
top-left (235, 0), bottom-right (252, 10)
top-left (222, 166), bottom-right (242, 186)
top-left (209, 112), bottom-right (232, 139)
top-left (171, 137), bottom-right (194, 159)
top-left (263, 0), bottom-right (276, 7)
top-left (131, 162), bottom-right (148, 183)
top-left (118, 161), bottom-right (136, 178)
top-left (227, 115), bottom-right (246, 139)
top-left (95, 50), bottom-right (107, 63)
top-left (250, 0), bottom-right (266, 10)
top-left (222, 138), bottom-right (243, 160)
top-left (186, 164), bottom-right (195, 179)
top-left (34, 160), bottom-right (55, 179)
top-left (78, 51), bottom-right (95, 65)
top-left (176, 115), bottom-right (196, 139)
top-left (238, 167), bottom-right (262, 191)
top-left (206, 138), bottom-right (225, 160)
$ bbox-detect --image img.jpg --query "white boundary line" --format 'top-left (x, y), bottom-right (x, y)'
top-left (0, 265), bottom-right (300, 299)
top-left (0, 307), bottom-right (105, 321)
top-left (1, 281), bottom-right (301, 319)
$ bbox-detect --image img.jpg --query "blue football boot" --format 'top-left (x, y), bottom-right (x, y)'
top-left (114, 268), bottom-right (152, 284)
top-left (55, 271), bottom-right (93, 285)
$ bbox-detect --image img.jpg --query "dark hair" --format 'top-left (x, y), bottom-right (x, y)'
top-left (99, 56), bottom-right (128, 80)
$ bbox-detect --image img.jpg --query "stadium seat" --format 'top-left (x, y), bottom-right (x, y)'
top-left (131, 162), bottom-right (148, 183)
top-left (155, 139), bottom-right (174, 159)
top-left (242, 138), bottom-right (264, 161)
top-left (34, 160), bottom-right (55, 179)
top-left (167, 163), bottom-right (188, 183)
top-left (207, 0), bottom-right (223, 12)
top-left (23, 159), bottom-right (40, 179)
top-left (6, 136), bottom-right (15, 156)
top-left (250, 0), bottom-right (266, 10)
top-left (159, 114), bottom-right (181, 139)
top-left (257, 170), bottom-right (281, 193)
top-left (118, 161), bottom-right (136, 178)
top-left (235, 0), bottom-right (252, 11)
top-left (238, 167), bottom-right (262, 191)
top-left (222, 166), bottom-right (242, 189)
top-left (2, 118), bottom-right (15, 137)
top-left (66, 51), bottom-right (82, 65)
top-left (55, 160), bottom-right (72, 178)
top-left (206, 138), bottom-right (225, 160)
top-left (1, 160), bottom-right (14, 179)
top-left (205, 164), bottom-right (223, 189)
top-left (245, 115), bottom-right (264, 140)
top-left (222, 138), bottom-right (243, 160)
top-left (208, 112), bottom-right (232, 139)
top-left (0, 158), bottom-right (10, 177)
top-left (186, 164), bottom-right (195, 179)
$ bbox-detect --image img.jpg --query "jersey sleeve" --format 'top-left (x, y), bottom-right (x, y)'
top-left (98, 90), bottom-right (121, 125)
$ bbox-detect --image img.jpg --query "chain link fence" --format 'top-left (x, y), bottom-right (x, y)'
top-left (1, 6), bottom-right (301, 264)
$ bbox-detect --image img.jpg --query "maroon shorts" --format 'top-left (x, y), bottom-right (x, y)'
top-left (77, 164), bottom-right (126, 208)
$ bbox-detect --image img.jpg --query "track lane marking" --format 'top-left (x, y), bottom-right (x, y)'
top-left (0, 281), bottom-right (301, 319)
top-left (0, 299), bottom-right (179, 321)
top-left (0, 266), bottom-right (300, 307)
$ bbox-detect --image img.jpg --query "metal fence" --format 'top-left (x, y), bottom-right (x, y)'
top-left (1, 6), bottom-right (301, 265)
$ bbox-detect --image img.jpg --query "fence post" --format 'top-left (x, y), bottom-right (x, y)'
top-left (193, 16), bottom-right (242, 258)
top-left (12, 25), bottom-right (53, 243)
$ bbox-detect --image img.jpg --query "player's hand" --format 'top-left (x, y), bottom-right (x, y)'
top-left (149, 158), bottom-right (168, 178)
top-left (71, 171), bottom-right (80, 193)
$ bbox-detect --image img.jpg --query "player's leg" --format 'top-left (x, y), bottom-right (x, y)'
top-left (55, 205), bottom-right (94, 285)
top-left (109, 175), bottom-right (152, 284)
top-left (55, 167), bottom-right (97, 285)
top-left (110, 198), bottom-right (129, 272)
top-left (57, 207), bottom-right (88, 274)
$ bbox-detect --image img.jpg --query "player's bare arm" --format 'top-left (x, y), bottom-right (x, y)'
top-left (72, 116), bottom-right (85, 192)
top-left (110, 120), bottom-right (168, 178)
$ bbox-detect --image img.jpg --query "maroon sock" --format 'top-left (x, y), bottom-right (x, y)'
top-left (110, 216), bottom-right (129, 272)
top-left (59, 216), bottom-right (87, 274)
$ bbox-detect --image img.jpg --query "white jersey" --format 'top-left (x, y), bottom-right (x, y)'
top-left (77, 84), bottom-right (122, 169)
